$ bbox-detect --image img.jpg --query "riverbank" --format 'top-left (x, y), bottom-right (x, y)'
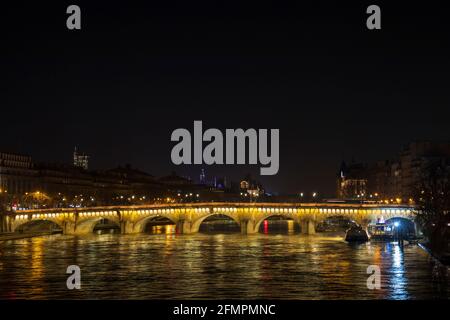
top-left (0, 231), bottom-right (59, 241)
top-left (419, 242), bottom-right (450, 266)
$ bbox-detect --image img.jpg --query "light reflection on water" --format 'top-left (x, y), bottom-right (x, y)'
top-left (148, 224), bottom-right (176, 235)
top-left (390, 244), bottom-right (408, 299)
top-left (0, 222), bottom-right (448, 300)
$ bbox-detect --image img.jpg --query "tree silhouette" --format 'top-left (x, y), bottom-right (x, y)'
top-left (414, 161), bottom-right (450, 254)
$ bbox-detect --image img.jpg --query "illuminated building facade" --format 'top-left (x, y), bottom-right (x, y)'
top-left (73, 147), bottom-right (89, 170)
top-left (0, 152), bottom-right (169, 208)
top-left (0, 152), bottom-right (36, 194)
top-left (337, 141), bottom-right (450, 202)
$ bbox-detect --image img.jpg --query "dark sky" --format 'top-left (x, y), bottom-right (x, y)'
top-left (1, 1), bottom-right (449, 196)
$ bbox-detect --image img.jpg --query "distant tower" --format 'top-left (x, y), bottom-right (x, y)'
top-left (199, 168), bottom-right (206, 184)
top-left (337, 161), bottom-right (347, 198)
top-left (73, 147), bottom-right (89, 170)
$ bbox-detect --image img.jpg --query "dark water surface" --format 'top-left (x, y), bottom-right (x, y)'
top-left (0, 226), bottom-right (448, 299)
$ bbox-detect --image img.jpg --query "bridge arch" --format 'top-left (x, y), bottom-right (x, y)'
top-left (75, 216), bottom-right (121, 234)
top-left (254, 213), bottom-right (299, 233)
top-left (385, 217), bottom-right (417, 236)
top-left (133, 215), bottom-right (177, 233)
top-left (13, 218), bottom-right (63, 233)
top-left (315, 215), bottom-right (356, 232)
top-left (191, 212), bottom-right (241, 234)
top-left (363, 209), bottom-right (415, 225)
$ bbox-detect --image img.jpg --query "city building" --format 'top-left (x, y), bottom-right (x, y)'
top-left (0, 152), bottom-right (36, 195)
top-left (0, 151), bottom-right (175, 209)
top-left (73, 147), bottom-right (89, 170)
top-left (337, 161), bottom-right (368, 199)
top-left (0, 149), bottom-right (270, 210)
top-left (337, 141), bottom-right (450, 202)
top-left (239, 174), bottom-right (265, 198)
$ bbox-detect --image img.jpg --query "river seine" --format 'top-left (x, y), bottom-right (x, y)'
top-left (0, 222), bottom-right (448, 300)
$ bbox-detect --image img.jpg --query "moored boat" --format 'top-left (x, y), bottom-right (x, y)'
top-left (345, 225), bottom-right (369, 242)
top-left (368, 222), bottom-right (395, 241)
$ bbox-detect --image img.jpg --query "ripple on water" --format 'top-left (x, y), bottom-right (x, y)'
top-left (0, 232), bottom-right (448, 299)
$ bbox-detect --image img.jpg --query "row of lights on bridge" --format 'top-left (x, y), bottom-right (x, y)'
top-left (15, 206), bottom-right (413, 221)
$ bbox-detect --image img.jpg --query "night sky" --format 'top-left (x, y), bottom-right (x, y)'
top-left (1, 1), bottom-right (449, 196)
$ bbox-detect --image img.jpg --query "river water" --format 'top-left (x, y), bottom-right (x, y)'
top-left (0, 223), bottom-right (448, 300)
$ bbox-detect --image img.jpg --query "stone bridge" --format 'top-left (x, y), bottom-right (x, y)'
top-left (3, 202), bottom-right (415, 235)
